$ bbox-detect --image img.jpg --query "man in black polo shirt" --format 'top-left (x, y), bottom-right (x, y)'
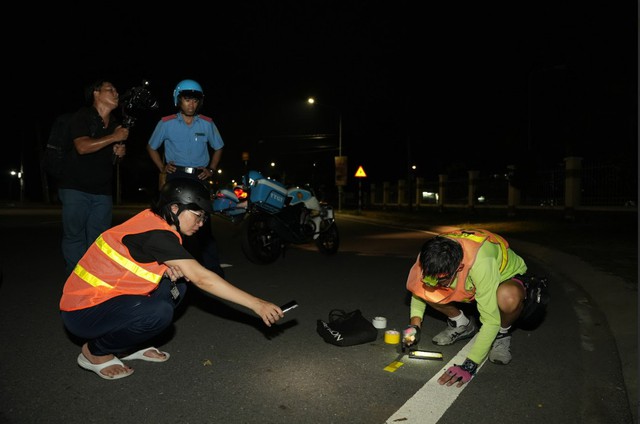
top-left (58, 79), bottom-right (129, 275)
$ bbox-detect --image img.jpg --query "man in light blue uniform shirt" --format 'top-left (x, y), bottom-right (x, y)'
top-left (147, 79), bottom-right (225, 277)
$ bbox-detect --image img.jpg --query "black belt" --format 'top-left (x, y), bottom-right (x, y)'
top-left (174, 166), bottom-right (202, 175)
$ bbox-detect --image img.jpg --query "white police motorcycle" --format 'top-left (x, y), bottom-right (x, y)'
top-left (213, 170), bottom-right (339, 264)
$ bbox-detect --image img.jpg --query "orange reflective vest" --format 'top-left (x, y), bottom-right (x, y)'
top-left (60, 209), bottom-right (182, 311)
top-left (406, 229), bottom-right (509, 304)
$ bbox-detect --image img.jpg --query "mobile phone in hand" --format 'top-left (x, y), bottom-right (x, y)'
top-left (280, 301), bottom-right (298, 314)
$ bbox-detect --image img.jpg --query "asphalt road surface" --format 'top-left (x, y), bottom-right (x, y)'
top-left (0, 207), bottom-right (635, 424)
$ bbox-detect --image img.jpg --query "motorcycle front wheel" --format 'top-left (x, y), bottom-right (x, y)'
top-left (315, 221), bottom-right (340, 255)
top-left (240, 213), bottom-right (282, 264)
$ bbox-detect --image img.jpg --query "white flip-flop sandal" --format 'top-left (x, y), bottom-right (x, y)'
top-left (77, 353), bottom-right (134, 380)
top-left (121, 347), bottom-right (170, 362)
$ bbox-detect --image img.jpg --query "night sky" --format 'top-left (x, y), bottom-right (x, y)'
top-left (3, 2), bottom-right (637, 202)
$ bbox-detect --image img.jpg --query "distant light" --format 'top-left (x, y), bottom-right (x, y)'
top-left (421, 191), bottom-right (438, 203)
top-left (270, 162), bottom-right (276, 167)
top-left (307, 97), bottom-right (315, 104)
top-left (477, 195), bottom-right (486, 203)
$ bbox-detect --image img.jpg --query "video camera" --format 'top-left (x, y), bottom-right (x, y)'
top-left (120, 79), bottom-right (159, 128)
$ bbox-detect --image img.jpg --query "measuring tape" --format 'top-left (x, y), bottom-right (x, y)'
top-left (384, 330), bottom-right (400, 344)
top-left (372, 316), bottom-right (387, 329)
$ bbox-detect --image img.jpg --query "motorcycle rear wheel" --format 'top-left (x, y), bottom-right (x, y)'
top-left (315, 222), bottom-right (340, 255)
top-left (241, 213), bottom-right (282, 264)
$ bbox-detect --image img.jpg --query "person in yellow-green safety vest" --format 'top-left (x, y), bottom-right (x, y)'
top-left (402, 229), bottom-right (543, 387)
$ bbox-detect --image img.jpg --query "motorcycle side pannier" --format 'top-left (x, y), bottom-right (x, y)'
top-left (250, 178), bottom-right (287, 213)
top-left (213, 189), bottom-right (245, 216)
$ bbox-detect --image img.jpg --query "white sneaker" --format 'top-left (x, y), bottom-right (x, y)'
top-left (432, 317), bottom-right (477, 346)
top-left (489, 334), bottom-right (512, 365)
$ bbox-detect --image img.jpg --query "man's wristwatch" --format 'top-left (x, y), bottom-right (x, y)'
top-left (460, 358), bottom-right (478, 375)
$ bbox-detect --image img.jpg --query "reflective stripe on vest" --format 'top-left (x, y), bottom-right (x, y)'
top-left (60, 209), bottom-right (180, 311)
top-left (73, 262), bottom-right (115, 289)
top-left (70, 235), bottom-right (163, 289)
top-left (95, 235), bottom-right (163, 284)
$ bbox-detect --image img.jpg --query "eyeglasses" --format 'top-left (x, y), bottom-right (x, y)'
top-left (422, 274), bottom-right (452, 288)
top-left (186, 209), bottom-right (208, 224)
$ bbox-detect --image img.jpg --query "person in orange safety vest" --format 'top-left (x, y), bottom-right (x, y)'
top-left (60, 178), bottom-right (284, 380)
top-left (402, 229), bottom-right (530, 388)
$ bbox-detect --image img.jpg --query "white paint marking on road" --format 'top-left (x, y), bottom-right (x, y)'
top-left (384, 334), bottom-right (487, 424)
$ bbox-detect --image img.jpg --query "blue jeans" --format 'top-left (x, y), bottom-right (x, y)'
top-left (61, 279), bottom-right (187, 356)
top-left (58, 188), bottom-right (113, 276)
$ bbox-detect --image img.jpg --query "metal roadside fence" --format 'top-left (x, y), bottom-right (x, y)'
top-left (366, 156), bottom-right (638, 216)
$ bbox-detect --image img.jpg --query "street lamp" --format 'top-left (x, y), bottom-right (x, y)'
top-left (308, 98), bottom-right (343, 157)
top-left (9, 167), bottom-right (24, 203)
top-left (307, 97), bottom-right (345, 212)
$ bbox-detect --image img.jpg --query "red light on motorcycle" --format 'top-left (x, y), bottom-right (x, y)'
top-left (234, 187), bottom-right (248, 199)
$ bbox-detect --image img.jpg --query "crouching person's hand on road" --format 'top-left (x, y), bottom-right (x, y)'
top-left (402, 324), bottom-right (421, 346)
top-left (438, 358), bottom-right (478, 388)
